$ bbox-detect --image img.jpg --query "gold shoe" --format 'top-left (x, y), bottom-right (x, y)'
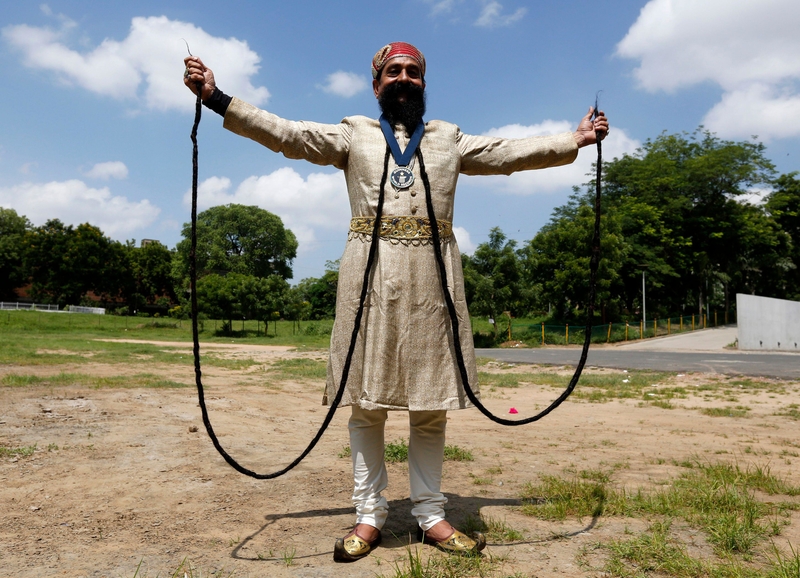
top-left (333, 527), bottom-right (382, 562)
top-left (417, 526), bottom-right (486, 554)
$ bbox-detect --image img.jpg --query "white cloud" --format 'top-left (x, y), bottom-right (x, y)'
top-left (616, 0), bottom-right (800, 140)
top-left (453, 226), bottom-right (475, 254)
top-left (466, 121), bottom-right (640, 195)
top-left (0, 179), bottom-right (159, 237)
top-left (425, 0), bottom-right (464, 16)
top-left (184, 168), bottom-right (349, 252)
top-left (2, 15), bottom-right (270, 113)
top-left (319, 71), bottom-right (369, 98)
top-left (483, 120), bottom-right (573, 139)
top-left (475, 1), bottom-right (526, 28)
top-left (702, 83), bottom-right (800, 141)
top-left (39, 4), bottom-right (77, 29)
top-left (84, 161), bottom-right (129, 180)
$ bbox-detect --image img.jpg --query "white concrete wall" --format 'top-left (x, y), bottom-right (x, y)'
top-left (737, 294), bottom-right (800, 352)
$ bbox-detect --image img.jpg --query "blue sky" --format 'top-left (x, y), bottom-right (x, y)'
top-left (2, 1), bottom-right (799, 282)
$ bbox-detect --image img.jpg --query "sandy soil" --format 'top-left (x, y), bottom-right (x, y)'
top-left (1, 341), bottom-right (798, 577)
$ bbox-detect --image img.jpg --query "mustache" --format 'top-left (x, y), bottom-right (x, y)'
top-left (383, 81), bottom-right (424, 99)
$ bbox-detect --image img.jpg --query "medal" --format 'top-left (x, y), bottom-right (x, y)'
top-left (390, 166), bottom-right (414, 189)
top-left (379, 115), bottom-right (424, 194)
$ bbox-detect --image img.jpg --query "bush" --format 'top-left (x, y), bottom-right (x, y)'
top-left (472, 331), bottom-right (500, 348)
top-left (303, 322), bottom-right (333, 336)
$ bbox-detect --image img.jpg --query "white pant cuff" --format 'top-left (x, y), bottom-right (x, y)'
top-left (418, 515), bottom-right (446, 532)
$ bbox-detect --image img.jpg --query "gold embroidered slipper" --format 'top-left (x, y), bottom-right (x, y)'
top-left (416, 526), bottom-right (486, 555)
top-left (333, 527), bottom-right (382, 562)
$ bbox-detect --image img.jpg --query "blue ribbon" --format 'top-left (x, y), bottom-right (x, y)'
top-left (379, 114), bottom-right (425, 166)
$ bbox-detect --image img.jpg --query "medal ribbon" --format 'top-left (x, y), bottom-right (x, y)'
top-left (379, 114), bottom-right (425, 166)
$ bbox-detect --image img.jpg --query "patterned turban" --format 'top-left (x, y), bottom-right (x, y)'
top-left (372, 42), bottom-right (426, 79)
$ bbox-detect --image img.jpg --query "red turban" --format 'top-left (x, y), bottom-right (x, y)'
top-left (372, 42), bottom-right (426, 79)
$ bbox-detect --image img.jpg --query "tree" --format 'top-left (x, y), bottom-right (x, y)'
top-left (174, 204), bottom-right (298, 282)
top-left (24, 220), bottom-right (130, 308)
top-left (196, 272), bottom-right (289, 333)
top-left (765, 173), bottom-right (800, 299)
top-left (600, 129), bottom-right (777, 316)
top-left (522, 204), bottom-right (624, 323)
top-left (124, 240), bottom-right (177, 312)
top-left (293, 260), bottom-right (339, 319)
top-left (0, 208), bottom-right (31, 300)
top-left (462, 228), bottom-right (526, 335)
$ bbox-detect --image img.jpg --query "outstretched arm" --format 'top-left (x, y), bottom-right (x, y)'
top-left (181, 55), bottom-right (351, 168)
top-left (573, 107), bottom-right (609, 148)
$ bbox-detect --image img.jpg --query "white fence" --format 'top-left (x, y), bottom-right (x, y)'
top-left (0, 302), bottom-right (59, 311)
top-left (68, 305), bottom-right (106, 315)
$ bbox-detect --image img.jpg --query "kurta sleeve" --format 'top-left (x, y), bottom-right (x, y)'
top-left (456, 128), bottom-right (579, 176)
top-left (222, 97), bottom-right (352, 170)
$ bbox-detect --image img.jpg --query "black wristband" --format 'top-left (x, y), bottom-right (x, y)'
top-left (202, 87), bottom-right (232, 117)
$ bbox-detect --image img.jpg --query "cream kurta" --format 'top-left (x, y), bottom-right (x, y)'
top-left (223, 97), bottom-right (579, 411)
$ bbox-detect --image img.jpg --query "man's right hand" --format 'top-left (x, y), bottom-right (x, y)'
top-left (183, 56), bottom-right (216, 101)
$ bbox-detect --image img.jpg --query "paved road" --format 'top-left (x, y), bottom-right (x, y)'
top-left (476, 327), bottom-right (800, 379)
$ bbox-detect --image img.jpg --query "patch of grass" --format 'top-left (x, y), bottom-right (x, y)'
top-left (380, 543), bottom-right (500, 578)
top-left (469, 473), bottom-right (493, 485)
top-left (524, 460), bottom-right (800, 578)
top-left (482, 515), bottom-right (525, 542)
top-left (281, 546), bottom-right (296, 567)
top-left (1, 372), bottom-right (188, 389)
top-left (478, 372), bottom-right (523, 388)
top-left (385, 439), bottom-right (409, 463)
top-left (336, 441), bottom-right (473, 464)
top-left (767, 541), bottom-right (800, 577)
top-left (0, 443), bottom-right (37, 458)
top-left (774, 404), bottom-right (800, 420)
top-left (0, 310), bottom-right (334, 350)
top-left (199, 355), bottom-right (261, 371)
top-left (603, 522), bottom-right (800, 577)
top-left (443, 444), bottom-right (474, 461)
top-left (701, 406), bottom-right (751, 418)
top-left (479, 369), bottom-right (679, 403)
top-left (523, 459), bottom-right (800, 561)
top-left (650, 399), bottom-right (676, 410)
top-left (628, 461), bottom-right (799, 554)
top-left (726, 378), bottom-right (782, 391)
top-left (521, 468), bottom-right (613, 521)
top-left (269, 358), bottom-right (327, 380)
top-left (131, 557), bottom-right (237, 577)
top-left (604, 520), bottom-right (707, 577)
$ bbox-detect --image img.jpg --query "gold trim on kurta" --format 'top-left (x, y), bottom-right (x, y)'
top-left (350, 216), bottom-right (453, 240)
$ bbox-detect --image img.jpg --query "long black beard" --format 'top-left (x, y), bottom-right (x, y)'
top-left (378, 82), bottom-right (426, 134)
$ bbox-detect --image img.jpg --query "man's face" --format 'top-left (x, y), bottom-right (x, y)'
top-left (373, 57), bottom-right (425, 102)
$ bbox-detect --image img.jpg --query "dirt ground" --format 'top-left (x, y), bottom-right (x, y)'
top-left (1, 341), bottom-right (798, 577)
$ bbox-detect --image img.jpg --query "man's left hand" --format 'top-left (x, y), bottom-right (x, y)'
top-left (574, 107), bottom-right (609, 148)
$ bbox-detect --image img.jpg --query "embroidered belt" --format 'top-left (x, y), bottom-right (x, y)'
top-left (350, 216), bottom-right (453, 240)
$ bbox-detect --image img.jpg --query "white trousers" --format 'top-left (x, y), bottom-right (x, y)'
top-left (348, 406), bottom-right (448, 531)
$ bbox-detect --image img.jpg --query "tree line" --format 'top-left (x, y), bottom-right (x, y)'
top-left (462, 129), bottom-right (800, 326)
top-left (2, 129), bottom-right (798, 330)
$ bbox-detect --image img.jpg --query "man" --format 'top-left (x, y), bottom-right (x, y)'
top-left (184, 41), bottom-right (607, 562)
